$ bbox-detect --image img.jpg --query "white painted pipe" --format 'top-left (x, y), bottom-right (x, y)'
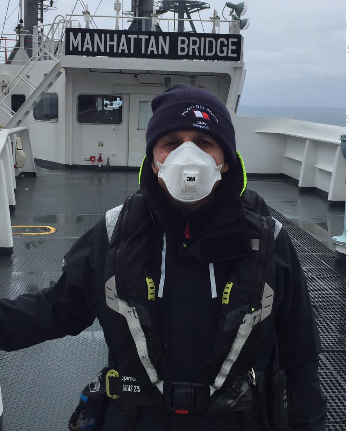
top-left (3, 140), bottom-right (16, 208)
top-left (0, 158), bottom-right (13, 252)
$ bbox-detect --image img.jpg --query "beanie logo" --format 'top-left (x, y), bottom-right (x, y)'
top-left (182, 105), bottom-right (219, 123)
top-left (193, 110), bottom-right (210, 121)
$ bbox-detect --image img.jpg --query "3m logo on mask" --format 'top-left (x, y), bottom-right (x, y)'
top-left (183, 170), bottom-right (199, 188)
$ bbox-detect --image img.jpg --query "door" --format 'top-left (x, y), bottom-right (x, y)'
top-left (128, 93), bottom-right (158, 167)
top-left (74, 93), bottom-right (130, 167)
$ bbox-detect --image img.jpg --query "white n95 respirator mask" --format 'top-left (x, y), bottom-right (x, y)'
top-left (156, 141), bottom-right (223, 203)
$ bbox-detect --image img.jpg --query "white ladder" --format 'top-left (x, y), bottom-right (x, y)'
top-left (0, 16), bottom-right (67, 129)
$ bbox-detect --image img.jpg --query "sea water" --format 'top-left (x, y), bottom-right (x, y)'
top-left (237, 106), bottom-right (345, 127)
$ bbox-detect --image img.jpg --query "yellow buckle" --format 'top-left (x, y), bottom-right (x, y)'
top-left (146, 277), bottom-right (156, 300)
top-left (222, 282), bottom-right (233, 304)
top-left (106, 369), bottom-right (120, 399)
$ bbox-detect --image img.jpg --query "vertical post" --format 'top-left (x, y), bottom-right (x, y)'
top-left (39, 0), bottom-right (44, 23)
top-left (229, 20), bottom-right (239, 34)
top-left (20, 129), bottom-right (36, 175)
top-left (32, 26), bottom-right (39, 55)
top-left (0, 158), bottom-right (13, 255)
top-left (114, 0), bottom-right (121, 30)
top-left (4, 38), bottom-right (8, 63)
top-left (23, 0), bottom-right (39, 57)
top-left (332, 134), bottom-right (346, 260)
top-left (151, 6), bottom-right (158, 31)
top-left (19, 0), bottom-right (23, 22)
top-left (3, 138), bottom-right (16, 212)
top-left (140, 0), bottom-right (154, 31)
top-left (24, 0), bottom-right (39, 35)
top-left (83, 5), bottom-right (91, 29)
top-left (212, 9), bottom-right (220, 34)
top-left (19, 29), bottom-right (28, 62)
top-left (11, 134), bottom-right (17, 167)
top-left (10, 134), bottom-right (17, 185)
top-left (178, 1), bottom-right (185, 33)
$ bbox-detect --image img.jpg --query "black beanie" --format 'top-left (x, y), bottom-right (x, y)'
top-left (146, 84), bottom-right (236, 166)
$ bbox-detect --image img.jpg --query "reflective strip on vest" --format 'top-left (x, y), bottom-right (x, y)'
top-left (272, 217), bottom-right (282, 240)
top-left (105, 276), bottom-right (163, 394)
top-left (105, 205), bottom-right (123, 242)
top-left (158, 234), bottom-right (167, 298)
top-left (209, 263), bottom-right (217, 298)
top-left (210, 282), bottom-right (274, 395)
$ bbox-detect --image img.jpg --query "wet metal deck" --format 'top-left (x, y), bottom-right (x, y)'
top-left (0, 167), bottom-right (345, 430)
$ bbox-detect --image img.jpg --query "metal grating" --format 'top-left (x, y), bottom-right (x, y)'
top-left (326, 426), bottom-right (346, 431)
top-left (270, 206), bottom-right (345, 428)
top-left (321, 353), bottom-right (346, 384)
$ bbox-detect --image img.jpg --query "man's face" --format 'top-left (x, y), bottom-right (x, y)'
top-left (151, 130), bottom-right (229, 209)
top-left (151, 130), bottom-right (229, 174)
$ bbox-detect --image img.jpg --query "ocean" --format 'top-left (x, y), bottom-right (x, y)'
top-left (236, 106), bottom-right (345, 127)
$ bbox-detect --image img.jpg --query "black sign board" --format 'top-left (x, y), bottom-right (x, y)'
top-left (65, 28), bottom-right (241, 61)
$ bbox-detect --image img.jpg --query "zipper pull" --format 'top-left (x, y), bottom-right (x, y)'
top-left (181, 243), bottom-right (188, 250)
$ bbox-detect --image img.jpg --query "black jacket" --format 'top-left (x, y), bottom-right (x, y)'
top-left (0, 158), bottom-right (326, 431)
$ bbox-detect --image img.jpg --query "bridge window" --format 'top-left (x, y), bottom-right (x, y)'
top-left (11, 94), bottom-right (26, 113)
top-left (77, 95), bottom-right (123, 124)
top-left (33, 93), bottom-right (58, 121)
top-left (138, 101), bottom-right (152, 130)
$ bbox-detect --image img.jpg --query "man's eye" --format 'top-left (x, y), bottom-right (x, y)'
top-left (164, 141), bottom-right (178, 147)
top-left (197, 140), bottom-right (212, 146)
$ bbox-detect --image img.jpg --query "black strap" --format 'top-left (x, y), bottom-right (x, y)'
top-left (122, 403), bottom-right (138, 431)
top-left (241, 405), bottom-right (260, 431)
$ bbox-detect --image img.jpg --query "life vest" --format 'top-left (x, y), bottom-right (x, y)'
top-left (103, 188), bottom-right (277, 416)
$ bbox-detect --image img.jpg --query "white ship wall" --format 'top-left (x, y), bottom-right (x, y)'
top-left (67, 68), bottom-right (231, 167)
top-left (231, 115), bottom-right (288, 174)
top-left (0, 60), bottom-right (67, 165)
top-left (0, 57), bottom-right (236, 168)
top-left (30, 62), bottom-right (67, 165)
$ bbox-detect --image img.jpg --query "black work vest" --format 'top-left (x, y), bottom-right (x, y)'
top-left (103, 189), bottom-right (276, 415)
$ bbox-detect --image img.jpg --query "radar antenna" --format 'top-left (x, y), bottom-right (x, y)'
top-left (155, 0), bottom-right (210, 33)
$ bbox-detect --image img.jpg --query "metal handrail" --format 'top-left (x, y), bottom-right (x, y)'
top-left (65, 13), bottom-right (233, 33)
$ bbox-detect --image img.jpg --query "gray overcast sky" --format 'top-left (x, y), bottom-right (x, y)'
top-left (0, 0), bottom-right (345, 107)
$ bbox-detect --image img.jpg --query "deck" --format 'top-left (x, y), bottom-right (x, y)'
top-left (0, 166), bottom-right (345, 430)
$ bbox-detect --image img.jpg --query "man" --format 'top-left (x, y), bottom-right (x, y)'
top-left (0, 85), bottom-right (326, 430)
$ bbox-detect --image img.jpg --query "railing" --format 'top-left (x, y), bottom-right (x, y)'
top-left (65, 13), bottom-right (237, 34)
top-left (0, 16), bottom-right (66, 66)
top-left (0, 35), bottom-right (29, 63)
top-left (0, 17), bottom-right (66, 121)
top-left (0, 127), bottom-right (35, 256)
top-left (233, 114), bottom-right (346, 203)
